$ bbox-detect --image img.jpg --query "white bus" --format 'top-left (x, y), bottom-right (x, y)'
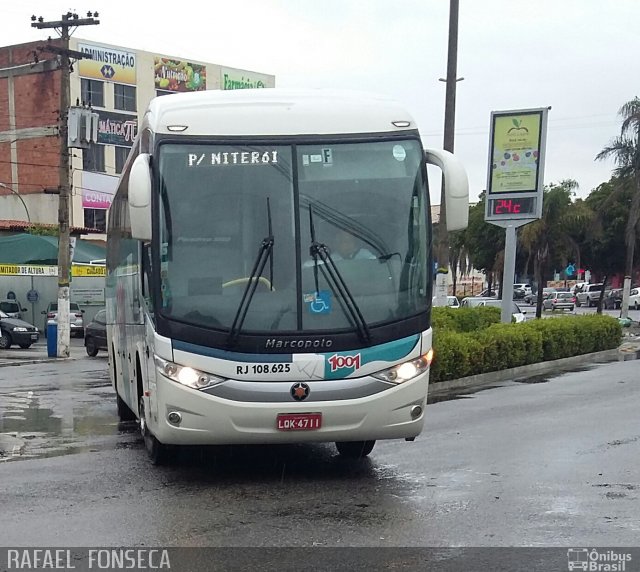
top-left (106, 89), bottom-right (468, 464)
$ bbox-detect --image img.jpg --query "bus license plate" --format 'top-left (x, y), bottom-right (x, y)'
top-left (276, 413), bottom-right (322, 431)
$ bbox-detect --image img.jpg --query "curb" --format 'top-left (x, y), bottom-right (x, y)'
top-left (0, 357), bottom-right (80, 368)
top-left (428, 347), bottom-right (629, 396)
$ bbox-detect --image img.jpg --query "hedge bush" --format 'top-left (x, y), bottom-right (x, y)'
top-left (431, 314), bottom-right (621, 383)
top-left (431, 306), bottom-right (501, 333)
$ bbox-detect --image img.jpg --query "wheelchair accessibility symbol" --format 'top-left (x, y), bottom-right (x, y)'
top-left (304, 290), bottom-right (332, 314)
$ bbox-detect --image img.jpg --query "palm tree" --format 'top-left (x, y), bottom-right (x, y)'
top-left (596, 97), bottom-right (640, 319)
top-left (519, 180), bottom-right (588, 318)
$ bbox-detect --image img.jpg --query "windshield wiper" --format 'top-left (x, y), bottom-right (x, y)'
top-left (227, 198), bottom-right (274, 348)
top-left (308, 205), bottom-right (371, 343)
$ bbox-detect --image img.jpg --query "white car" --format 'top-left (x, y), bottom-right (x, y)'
top-left (513, 283), bottom-right (533, 297)
top-left (575, 283), bottom-right (604, 307)
top-left (447, 296), bottom-right (460, 309)
top-left (432, 296), bottom-right (461, 308)
top-left (629, 287), bottom-right (640, 310)
top-left (474, 299), bottom-right (527, 323)
top-left (42, 302), bottom-right (85, 337)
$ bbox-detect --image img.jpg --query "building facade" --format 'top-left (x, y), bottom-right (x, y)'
top-left (0, 38), bottom-right (275, 236)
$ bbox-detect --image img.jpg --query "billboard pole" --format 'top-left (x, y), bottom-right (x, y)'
top-left (484, 107), bottom-right (550, 323)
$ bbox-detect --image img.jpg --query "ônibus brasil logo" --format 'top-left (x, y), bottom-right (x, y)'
top-left (327, 353), bottom-right (361, 373)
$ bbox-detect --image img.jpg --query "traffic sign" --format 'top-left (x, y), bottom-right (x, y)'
top-left (565, 264), bottom-right (576, 276)
top-left (27, 289), bottom-right (39, 303)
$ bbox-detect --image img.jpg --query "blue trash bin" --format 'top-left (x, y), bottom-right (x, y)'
top-left (46, 322), bottom-right (57, 357)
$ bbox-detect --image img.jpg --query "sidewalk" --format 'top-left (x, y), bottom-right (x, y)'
top-left (0, 340), bottom-right (87, 366)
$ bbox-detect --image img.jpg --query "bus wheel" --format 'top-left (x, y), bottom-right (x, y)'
top-left (139, 396), bottom-right (170, 465)
top-left (335, 440), bottom-right (375, 459)
top-left (116, 393), bottom-right (136, 422)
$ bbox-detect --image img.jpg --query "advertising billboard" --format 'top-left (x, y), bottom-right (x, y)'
top-left (154, 57), bottom-right (206, 92)
top-left (220, 67), bottom-right (272, 90)
top-left (96, 111), bottom-right (138, 147)
top-left (81, 171), bottom-right (118, 210)
top-left (485, 107), bottom-right (549, 223)
top-left (78, 43), bottom-right (136, 85)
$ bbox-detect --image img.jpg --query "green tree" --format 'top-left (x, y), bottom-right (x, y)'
top-left (519, 180), bottom-right (588, 318)
top-left (449, 228), bottom-right (468, 297)
top-left (596, 97), bottom-right (640, 318)
top-left (465, 194), bottom-right (504, 293)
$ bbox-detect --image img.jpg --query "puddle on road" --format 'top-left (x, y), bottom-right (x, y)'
top-left (0, 369), bottom-right (138, 463)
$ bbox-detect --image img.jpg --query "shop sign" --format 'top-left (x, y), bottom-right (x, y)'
top-left (220, 68), bottom-right (272, 90)
top-left (154, 57), bottom-right (206, 92)
top-left (97, 110), bottom-right (138, 147)
top-left (81, 172), bottom-right (118, 210)
top-left (78, 42), bottom-right (136, 85)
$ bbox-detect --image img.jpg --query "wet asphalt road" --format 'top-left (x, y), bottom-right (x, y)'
top-left (0, 350), bottom-right (638, 548)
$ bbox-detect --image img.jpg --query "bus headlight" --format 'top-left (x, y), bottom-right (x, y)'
top-left (155, 357), bottom-right (225, 390)
top-left (371, 350), bottom-right (434, 384)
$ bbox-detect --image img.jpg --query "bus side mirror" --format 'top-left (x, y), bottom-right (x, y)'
top-left (129, 153), bottom-right (152, 241)
top-left (424, 149), bottom-right (469, 231)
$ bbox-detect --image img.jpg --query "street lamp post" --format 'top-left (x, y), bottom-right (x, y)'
top-left (0, 182), bottom-right (31, 224)
top-left (0, 182), bottom-right (37, 324)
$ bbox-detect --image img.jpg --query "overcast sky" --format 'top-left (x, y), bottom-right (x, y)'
top-left (3, 0), bottom-right (638, 204)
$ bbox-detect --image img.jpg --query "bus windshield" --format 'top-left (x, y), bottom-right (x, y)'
top-left (156, 138), bottom-right (430, 337)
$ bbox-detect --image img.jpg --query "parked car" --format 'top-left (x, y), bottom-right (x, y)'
top-left (446, 296), bottom-right (460, 309)
top-left (42, 302), bottom-right (85, 337)
top-left (575, 283), bottom-right (604, 307)
top-left (629, 287), bottom-right (640, 310)
top-left (431, 295), bottom-right (461, 308)
top-left (461, 296), bottom-right (494, 308)
top-left (476, 299), bottom-right (527, 323)
top-left (513, 283), bottom-right (532, 299)
top-left (461, 297), bottom-right (526, 322)
top-left (84, 309), bottom-right (107, 357)
top-left (477, 289), bottom-right (498, 298)
top-left (543, 291), bottom-right (575, 311)
top-left (603, 288), bottom-right (623, 310)
top-left (0, 299), bottom-right (27, 320)
top-left (0, 310), bottom-right (40, 349)
top-left (524, 287), bottom-right (555, 305)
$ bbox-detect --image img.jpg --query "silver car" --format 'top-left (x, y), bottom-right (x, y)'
top-left (42, 302), bottom-right (85, 337)
top-left (543, 291), bottom-right (575, 311)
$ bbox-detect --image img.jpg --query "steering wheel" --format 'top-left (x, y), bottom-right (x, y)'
top-left (222, 276), bottom-right (274, 290)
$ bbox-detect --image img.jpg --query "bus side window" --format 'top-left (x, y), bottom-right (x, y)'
top-left (142, 244), bottom-right (154, 320)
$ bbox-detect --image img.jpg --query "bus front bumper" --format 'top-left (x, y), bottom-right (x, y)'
top-left (147, 371), bottom-right (430, 446)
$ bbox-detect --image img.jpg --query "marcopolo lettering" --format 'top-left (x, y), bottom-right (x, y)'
top-left (265, 338), bottom-right (333, 349)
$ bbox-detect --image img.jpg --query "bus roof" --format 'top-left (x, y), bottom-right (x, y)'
top-left (143, 88), bottom-right (418, 137)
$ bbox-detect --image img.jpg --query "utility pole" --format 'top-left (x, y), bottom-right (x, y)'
top-left (31, 11), bottom-right (99, 357)
top-left (435, 0), bottom-right (463, 306)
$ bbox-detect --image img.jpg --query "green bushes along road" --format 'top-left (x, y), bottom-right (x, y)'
top-left (430, 308), bottom-right (622, 383)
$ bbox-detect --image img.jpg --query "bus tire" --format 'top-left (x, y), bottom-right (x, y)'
top-left (117, 393), bottom-right (136, 421)
top-left (139, 396), bottom-right (171, 465)
top-left (335, 440), bottom-right (375, 459)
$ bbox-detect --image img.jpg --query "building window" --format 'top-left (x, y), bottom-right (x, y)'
top-left (83, 144), bottom-right (106, 172)
top-left (80, 79), bottom-right (104, 107)
top-left (115, 146), bottom-right (129, 174)
top-left (156, 90), bottom-right (174, 97)
top-left (114, 84), bottom-right (136, 112)
top-left (84, 208), bottom-right (106, 232)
